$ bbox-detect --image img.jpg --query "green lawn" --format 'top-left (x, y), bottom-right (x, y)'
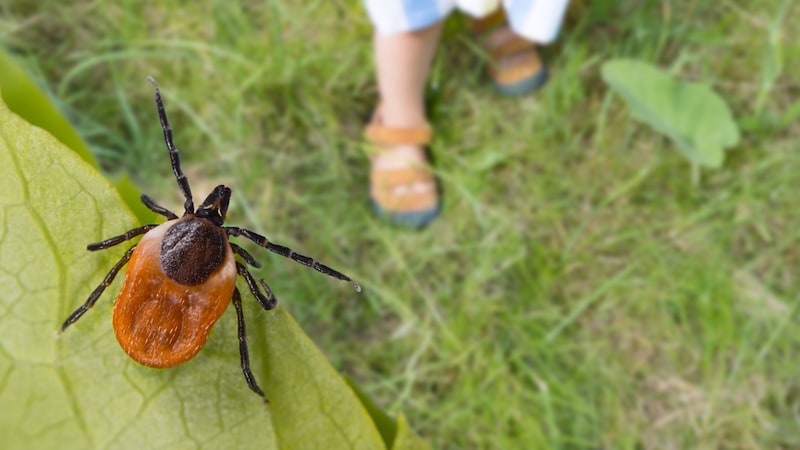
top-left (3, 0), bottom-right (799, 448)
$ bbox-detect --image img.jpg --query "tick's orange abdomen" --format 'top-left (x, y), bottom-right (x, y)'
top-left (112, 219), bottom-right (236, 368)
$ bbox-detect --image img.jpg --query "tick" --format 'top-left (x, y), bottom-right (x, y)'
top-left (60, 77), bottom-right (361, 401)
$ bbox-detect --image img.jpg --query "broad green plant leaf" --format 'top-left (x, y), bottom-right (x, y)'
top-left (601, 59), bottom-right (740, 168)
top-left (0, 88), bottom-right (275, 449)
top-left (0, 51), bottom-right (96, 166)
top-left (392, 414), bottom-right (431, 450)
top-left (260, 308), bottom-right (385, 448)
top-left (346, 376), bottom-right (399, 446)
top-left (345, 377), bottom-right (432, 450)
top-left (0, 49), bottom-right (153, 224)
top-left (0, 90), bottom-right (428, 449)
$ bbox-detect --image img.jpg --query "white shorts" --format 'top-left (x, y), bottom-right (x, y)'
top-left (363, 0), bottom-right (570, 44)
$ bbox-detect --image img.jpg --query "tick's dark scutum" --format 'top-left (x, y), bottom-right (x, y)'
top-left (160, 218), bottom-right (227, 285)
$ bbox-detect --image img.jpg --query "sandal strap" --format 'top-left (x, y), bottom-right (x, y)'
top-left (371, 165), bottom-right (435, 185)
top-left (486, 35), bottom-right (535, 60)
top-left (469, 9), bottom-right (506, 34)
top-left (489, 50), bottom-right (543, 85)
top-left (470, 9), bottom-right (535, 60)
top-left (364, 110), bottom-right (433, 146)
top-left (370, 166), bottom-right (437, 211)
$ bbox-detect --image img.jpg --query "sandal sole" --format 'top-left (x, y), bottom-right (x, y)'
top-left (493, 66), bottom-right (549, 97)
top-left (370, 197), bottom-right (441, 229)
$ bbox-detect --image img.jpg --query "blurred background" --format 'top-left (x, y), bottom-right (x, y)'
top-left (2, 0), bottom-right (799, 448)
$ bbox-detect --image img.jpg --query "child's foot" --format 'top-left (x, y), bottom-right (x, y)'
top-left (365, 111), bottom-right (440, 229)
top-left (472, 10), bottom-right (549, 96)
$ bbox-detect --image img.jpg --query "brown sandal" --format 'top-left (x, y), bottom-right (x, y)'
top-left (364, 110), bottom-right (441, 228)
top-left (471, 10), bottom-right (549, 96)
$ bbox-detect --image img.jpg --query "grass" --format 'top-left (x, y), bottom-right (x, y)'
top-left (3, 0), bottom-right (800, 448)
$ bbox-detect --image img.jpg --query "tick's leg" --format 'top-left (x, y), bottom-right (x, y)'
top-left (140, 194), bottom-right (178, 220)
top-left (236, 262), bottom-right (278, 311)
top-left (231, 287), bottom-right (267, 401)
top-left (87, 225), bottom-right (157, 251)
top-left (230, 243), bottom-right (262, 268)
top-left (225, 227), bottom-right (361, 292)
top-left (147, 76), bottom-right (194, 215)
top-left (60, 245), bottom-right (137, 332)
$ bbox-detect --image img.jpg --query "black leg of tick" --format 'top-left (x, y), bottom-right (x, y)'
top-left (236, 262), bottom-right (278, 311)
top-left (225, 226), bottom-right (362, 292)
top-left (230, 243), bottom-right (262, 268)
top-left (87, 225), bottom-right (158, 251)
top-left (147, 76), bottom-right (194, 215)
top-left (231, 287), bottom-right (267, 401)
top-left (140, 194), bottom-right (178, 220)
top-left (60, 245), bottom-right (137, 332)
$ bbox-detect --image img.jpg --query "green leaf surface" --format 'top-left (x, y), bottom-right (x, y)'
top-left (0, 49), bottom-right (153, 224)
top-left (345, 376), bottom-right (398, 447)
top-left (0, 87), bottom-right (275, 449)
top-left (0, 90), bottom-right (426, 449)
top-left (601, 59), bottom-right (740, 168)
top-left (391, 414), bottom-right (431, 450)
top-left (0, 50), bottom-right (97, 168)
top-left (260, 307), bottom-right (386, 449)
top-left (343, 376), bottom-right (429, 449)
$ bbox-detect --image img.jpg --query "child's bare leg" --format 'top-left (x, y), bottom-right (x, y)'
top-left (372, 21), bottom-right (443, 170)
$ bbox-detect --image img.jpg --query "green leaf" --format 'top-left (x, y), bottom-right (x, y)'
top-left (345, 376), bottom-right (399, 446)
top-left (391, 414), bottom-right (432, 450)
top-left (344, 376), bottom-right (431, 450)
top-left (601, 59), bottom-right (740, 168)
top-left (0, 50), bottom-right (97, 168)
top-left (0, 86), bottom-right (275, 449)
top-left (0, 89), bottom-right (428, 449)
top-left (260, 307), bottom-right (386, 449)
top-left (345, 377), bottom-right (430, 450)
top-left (0, 50), bottom-right (153, 224)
